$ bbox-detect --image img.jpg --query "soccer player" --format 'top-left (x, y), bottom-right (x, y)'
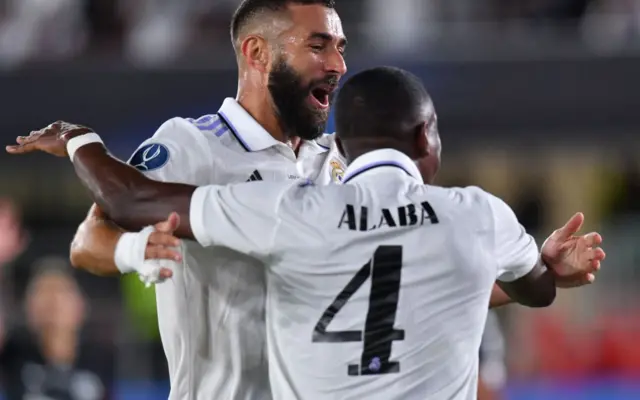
top-left (7, 66), bottom-right (605, 399)
top-left (57, 1), bottom-right (348, 398)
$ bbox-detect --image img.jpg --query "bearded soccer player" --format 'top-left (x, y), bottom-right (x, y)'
top-left (66, 1), bottom-right (347, 398)
top-left (8, 67), bottom-right (605, 399)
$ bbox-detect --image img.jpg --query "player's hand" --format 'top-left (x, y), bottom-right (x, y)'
top-left (540, 212), bottom-right (605, 288)
top-left (5, 121), bottom-right (93, 157)
top-left (145, 212), bottom-right (182, 280)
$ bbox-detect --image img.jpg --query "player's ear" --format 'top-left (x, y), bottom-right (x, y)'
top-left (414, 121), bottom-right (430, 159)
top-left (241, 35), bottom-right (269, 72)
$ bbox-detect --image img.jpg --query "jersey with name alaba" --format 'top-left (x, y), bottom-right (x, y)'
top-left (189, 149), bottom-right (538, 400)
top-left (127, 97), bottom-right (346, 400)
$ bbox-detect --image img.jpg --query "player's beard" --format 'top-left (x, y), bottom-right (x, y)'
top-left (268, 57), bottom-right (335, 141)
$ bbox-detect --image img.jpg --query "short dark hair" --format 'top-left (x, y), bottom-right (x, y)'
top-left (231, 0), bottom-right (335, 45)
top-left (335, 66), bottom-right (430, 140)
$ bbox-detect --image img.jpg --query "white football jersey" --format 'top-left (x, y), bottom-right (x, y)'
top-left (189, 149), bottom-right (539, 400)
top-left (127, 98), bottom-right (346, 400)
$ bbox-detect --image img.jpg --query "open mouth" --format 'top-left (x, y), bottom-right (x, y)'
top-left (308, 85), bottom-right (333, 109)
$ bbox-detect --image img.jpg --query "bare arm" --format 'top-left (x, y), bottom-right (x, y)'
top-left (70, 204), bottom-right (124, 276)
top-left (496, 260), bottom-right (556, 308)
top-left (485, 190), bottom-right (556, 308)
top-left (489, 284), bottom-right (513, 309)
top-left (71, 143), bottom-right (197, 240)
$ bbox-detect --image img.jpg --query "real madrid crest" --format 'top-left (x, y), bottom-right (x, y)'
top-left (330, 159), bottom-right (345, 182)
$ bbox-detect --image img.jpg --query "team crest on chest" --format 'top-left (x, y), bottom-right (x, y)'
top-left (330, 159), bottom-right (345, 182)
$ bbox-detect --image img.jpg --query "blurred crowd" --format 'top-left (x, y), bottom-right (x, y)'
top-left (0, 201), bottom-right (114, 399)
top-left (1, 0), bottom-right (640, 68)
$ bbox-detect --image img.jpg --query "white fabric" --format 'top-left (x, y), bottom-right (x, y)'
top-left (113, 227), bottom-right (173, 287)
top-left (113, 232), bottom-right (140, 274)
top-left (66, 132), bottom-right (103, 161)
top-left (190, 148), bottom-right (538, 400)
top-left (128, 97), bottom-right (346, 400)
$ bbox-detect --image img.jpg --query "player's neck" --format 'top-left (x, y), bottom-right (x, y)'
top-left (341, 138), bottom-right (413, 164)
top-left (236, 93), bottom-right (302, 155)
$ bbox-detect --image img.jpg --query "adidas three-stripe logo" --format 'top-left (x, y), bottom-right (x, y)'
top-left (247, 170), bottom-right (263, 182)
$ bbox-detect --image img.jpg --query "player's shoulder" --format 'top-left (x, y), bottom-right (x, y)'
top-left (424, 185), bottom-right (490, 207)
top-left (443, 185), bottom-right (516, 231)
top-left (152, 114), bottom-right (242, 150)
top-left (453, 186), bottom-right (512, 215)
top-left (423, 185), bottom-right (496, 225)
top-left (280, 179), bottom-right (356, 214)
top-left (315, 133), bottom-right (347, 169)
top-left (128, 116), bottom-right (214, 172)
top-left (184, 114), bottom-right (228, 137)
top-left (314, 132), bottom-right (336, 149)
top-left (139, 116), bottom-right (205, 147)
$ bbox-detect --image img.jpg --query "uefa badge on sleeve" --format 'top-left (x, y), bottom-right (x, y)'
top-left (129, 143), bottom-right (170, 171)
top-left (330, 159), bottom-right (345, 183)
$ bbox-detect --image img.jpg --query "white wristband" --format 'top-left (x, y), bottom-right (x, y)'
top-left (66, 133), bottom-right (104, 161)
top-left (114, 227), bottom-right (155, 274)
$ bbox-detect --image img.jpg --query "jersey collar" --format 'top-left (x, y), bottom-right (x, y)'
top-left (342, 149), bottom-right (424, 184)
top-left (217, 98), bottom-right (280, 152)
top-left (217, 98), bottom-right (330, 155)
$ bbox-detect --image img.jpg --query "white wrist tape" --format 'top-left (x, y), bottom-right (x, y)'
top-left (138, 259), bottom-right (172, 288)
top-left (114, 227), bottom-right (155, 274)
top-left (66, 133), bottom-right (103, 161)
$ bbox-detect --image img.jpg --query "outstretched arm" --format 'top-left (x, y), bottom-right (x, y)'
top-left (6, 121), bottom-right (210, 239)
top-left (489, 188), bottom-right (605, 308)
top-left (70, 141), bottom-right (197, 239)
top-left (7, 122), bottom-right (287, 259)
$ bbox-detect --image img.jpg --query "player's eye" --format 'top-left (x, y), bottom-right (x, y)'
top-left (310, 44), bottom-right (324, 52)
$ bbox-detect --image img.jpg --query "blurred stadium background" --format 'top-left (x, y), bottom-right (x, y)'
top-left (1, 0), bottom-right (640, 399)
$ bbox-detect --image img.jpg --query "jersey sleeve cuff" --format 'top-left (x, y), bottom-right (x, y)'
top-left (497, 238), bottom-right (540, 282)
top-left (190, 186), bottom-right (214, 247)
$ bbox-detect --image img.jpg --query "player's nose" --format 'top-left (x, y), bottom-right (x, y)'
top-left (325, 50), bottom-right (347, 77)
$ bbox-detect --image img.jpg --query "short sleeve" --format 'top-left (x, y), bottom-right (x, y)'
top-left (485, 192), bottom-right (539, 282)
top-left (127, 117), bottom-right (213, 185)
top-left (189, 181), bottom-right (292, 260)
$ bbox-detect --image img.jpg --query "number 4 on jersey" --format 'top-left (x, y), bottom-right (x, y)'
top-left (312, 246), bottom-right (405, 376)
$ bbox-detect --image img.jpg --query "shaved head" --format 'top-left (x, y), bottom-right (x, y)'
top-left (335, 66), bottom-right (441, 183)
top-left (335, 66), bottom-right (434, 142)
top-left (231, 0), bottom-right (336, 52)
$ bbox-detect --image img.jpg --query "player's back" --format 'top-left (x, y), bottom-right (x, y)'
top-left (264, 152), bottom-right (530, 399)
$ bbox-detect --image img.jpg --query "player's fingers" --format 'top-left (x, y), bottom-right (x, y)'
top-left (5, 145), bottom-right (21, 154)
top-left (592, 247), bottom-right (606, 261)
top-left (166, 212), bottom-right (180, 231)
top-left (583, 273), bottom-right (595, 285)
top-left (147, 231), bottom-right (180, 247)
top-left (554, 212), bottom-right (584, 239)
top-left (18, 131), bottom-right (43, 143)
top-left (577, 247), bottom-right (604, 272)
top-left (145, 245), bottom-right (182, 262)
top-left (158, 268), bottom-right (173, 279)
top-left (582, 232), bottom-right (602, 247)
top-left (582, 247), bottom-right (605, 266)
top-left (5, 143), bottom-right (36, 154)
top-left (154, 212), bottom-right (180, 233)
